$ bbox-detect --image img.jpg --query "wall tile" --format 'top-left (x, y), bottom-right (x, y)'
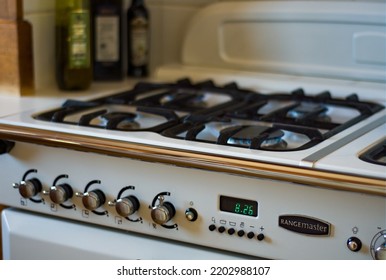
top-left (23, 0), bottom-right (54, 15)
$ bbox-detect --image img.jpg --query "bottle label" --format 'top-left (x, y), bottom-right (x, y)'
top-left (68, 10), bottom-right (90, 69)
top-left (95, 16), bottom-right (119, 62)
top-left (130, 17), bottom-right (149, 67)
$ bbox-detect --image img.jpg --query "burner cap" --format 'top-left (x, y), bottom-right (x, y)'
top-left (287, 102), bottom-right (330, 122)
top-left (227, 126), bottom-right (288, 150)
top-left (160, 91), bottom-right (207, 109)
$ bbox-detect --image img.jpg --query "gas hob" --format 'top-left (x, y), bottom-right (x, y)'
top-left (1, 76), bottom-right (385, 180)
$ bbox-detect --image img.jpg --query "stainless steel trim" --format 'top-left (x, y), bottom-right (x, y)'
top-left (302, 115), bottom-right (386, 165)
top-left (0, 123), bottom-right (385, 197)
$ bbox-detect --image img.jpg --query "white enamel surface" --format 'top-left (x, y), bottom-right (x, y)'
top-left (314, 122), bottom-right (386, 178)
top-left (2, 208), bottom-right (250, 260)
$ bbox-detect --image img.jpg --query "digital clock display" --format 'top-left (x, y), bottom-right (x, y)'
top-left (220, 195), bottom-right (258, 217)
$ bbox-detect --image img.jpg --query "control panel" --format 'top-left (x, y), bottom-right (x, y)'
top-left (1, 142), bottom-right (385, 260)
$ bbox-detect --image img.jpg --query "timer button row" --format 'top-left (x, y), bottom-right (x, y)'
top-left (208, 224), bottom-right (265, 241)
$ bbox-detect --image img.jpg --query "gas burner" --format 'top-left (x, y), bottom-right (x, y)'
top-left (359, 139), bottom-right (386, 166)
top-left (286, 102), bottom-right (331, 123)
top-left (131, 79), bottom-right (243, 112)
top-left (159, 90), bottom-right (207, 109)
top-left (224, 126), bottom-right (288, 150)
top-left (162, 120), bottom-right (322, 151)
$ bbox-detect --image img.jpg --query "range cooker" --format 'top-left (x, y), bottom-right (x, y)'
top-left (0, 1), bottom-right (385, 259)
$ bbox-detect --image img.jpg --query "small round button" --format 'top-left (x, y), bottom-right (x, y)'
top-left (257, 233), bottom-right (265, 241)
top-left (237, 230), bottom-right (245, 237)
top-left (218, 226), bottom-right (226, 233)
top-left (228, 228), bottom-right (235, 235)
top-left (247, 232), bottom-right (255, 239)
top-left (209, 224), bottom-right (216, 231)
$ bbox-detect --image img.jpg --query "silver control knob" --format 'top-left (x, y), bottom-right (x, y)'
top-left (76, 189), bottom-right (106, 211)
top-left (375, 236), bottom-right (386, 260)
top-left (43, 184), bottom-right (73, 204)
top-left (108, 195), bottom-right (140, 217)
top-left (375, 243), bottom-right (386, 260)
top-left (371, 231), bottom-right (386, 260)
top-left (13, 178), bottom-right (42, 199)
top-left (151, 195), bottom-right (175, 225)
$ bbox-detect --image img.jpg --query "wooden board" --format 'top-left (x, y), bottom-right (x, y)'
top-left (0, 0), bottom-right (22, 20)
top-left (0, 0), bottom-right (34, 96)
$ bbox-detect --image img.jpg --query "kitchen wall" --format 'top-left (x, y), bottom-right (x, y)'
top-left (23, 0), bottom-right (384, 90)
top-left (24, 0), bottom-right (212, 90)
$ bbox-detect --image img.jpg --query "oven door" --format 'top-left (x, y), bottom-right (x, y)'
top-left (1, 208), bottom-right (252, 260)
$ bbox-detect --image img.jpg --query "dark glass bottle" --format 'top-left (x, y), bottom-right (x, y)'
top-left (55, 0), bottom-right (92, 90)
top-left (91, 0), bottom-right (123, 80)
top-left (127, 0), bottom-right (149, 77)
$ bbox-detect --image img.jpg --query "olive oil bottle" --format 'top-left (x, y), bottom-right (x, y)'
top-left (55, 0), bottom-right (92, 90)
top-left (127, 0), bottom-right (149, 77)
top-left (91, 0), bottom-right (123, 80)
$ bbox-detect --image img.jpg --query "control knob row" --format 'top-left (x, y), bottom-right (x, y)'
top-left (13, 180), bottom-right (183, 225)
top-left (13, 179), bottom-right (140, 217)
top-left (76, 189), bottom-right (141, 217)
top-left (13, 178), bottom-right (74, 205)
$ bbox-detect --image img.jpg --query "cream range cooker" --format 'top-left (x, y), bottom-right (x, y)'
top-left (0, 1), bottom-right (385, 259)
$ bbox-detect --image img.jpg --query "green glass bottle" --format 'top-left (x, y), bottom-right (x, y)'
top-left (55, 0), bottom-right (92, 90)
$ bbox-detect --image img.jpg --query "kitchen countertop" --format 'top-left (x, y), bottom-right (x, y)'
top-left (0, 79), bottom-right (145, 118)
